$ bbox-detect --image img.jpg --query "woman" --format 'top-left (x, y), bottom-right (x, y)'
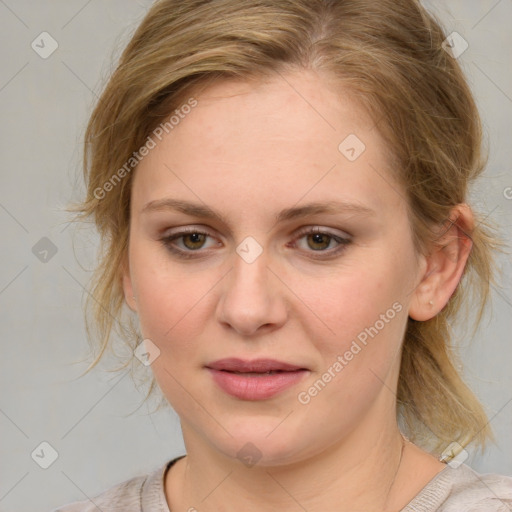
top-left (55, 0), bottom-right (512, 510)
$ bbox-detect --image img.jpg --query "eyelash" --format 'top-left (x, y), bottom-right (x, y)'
top-left (160, 226), bottom-right (352, 260)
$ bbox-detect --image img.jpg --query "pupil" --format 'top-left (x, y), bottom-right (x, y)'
top-left (309, 233), bottom-right (329, 250)
top-left (185, 233), bottom-right (204, 249)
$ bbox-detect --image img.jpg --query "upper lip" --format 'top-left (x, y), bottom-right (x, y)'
top-left (206, 358), bottom-right (307, 372)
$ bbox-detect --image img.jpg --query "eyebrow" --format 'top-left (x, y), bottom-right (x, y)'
top-left (141, 198), bottom-right (376, 223)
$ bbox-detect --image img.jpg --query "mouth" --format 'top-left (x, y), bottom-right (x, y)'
top-left (205, 358), bottom-right (309, 400)
top-left (205, 357), bottom-right (308, 373)
top-left (216, 370), bottom-right (288, 376)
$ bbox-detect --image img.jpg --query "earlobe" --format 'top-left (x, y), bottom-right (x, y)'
top-left (408, 204), bottom-right (474, 321)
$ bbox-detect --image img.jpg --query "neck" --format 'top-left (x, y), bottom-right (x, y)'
top-left (170, 418), bottom-right (411, 512)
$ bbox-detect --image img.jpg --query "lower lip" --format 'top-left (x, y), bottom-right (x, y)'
top-left (207, 368), bottom-right (309, 400)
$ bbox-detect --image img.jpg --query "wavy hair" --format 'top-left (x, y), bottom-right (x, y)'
top-left (67, 0), bottom-right (507, 457)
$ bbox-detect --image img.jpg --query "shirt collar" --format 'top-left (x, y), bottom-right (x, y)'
top-left (141, 455), bottom-right (186, 512)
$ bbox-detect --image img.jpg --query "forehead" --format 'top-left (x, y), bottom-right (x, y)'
top-left (132, 69), bottom-right (404, 220)
top-left (176, 70), bottom-right (375, 153)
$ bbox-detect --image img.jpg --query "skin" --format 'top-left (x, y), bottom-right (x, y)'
top-left (122, 68), bottom-right (473, 511)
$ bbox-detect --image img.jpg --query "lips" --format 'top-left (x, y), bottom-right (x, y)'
top-left (205, 358), bottom-right (309, 400)
top-left (205, 358), bottom-right (306, 373)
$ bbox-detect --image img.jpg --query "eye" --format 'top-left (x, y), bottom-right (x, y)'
top-left (291, 227), bottom-right (351, 257)
top-left (161, 227), bottom-right (219, 258)
top-left (160, 226), bottom-right (351, 259)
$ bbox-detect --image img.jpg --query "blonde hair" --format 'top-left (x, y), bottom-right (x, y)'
top-left (68, 0), bottom-right (507, 456)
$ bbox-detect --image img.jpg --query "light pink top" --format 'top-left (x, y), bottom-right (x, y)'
top-left (51, 456), bottom-right (512, 511)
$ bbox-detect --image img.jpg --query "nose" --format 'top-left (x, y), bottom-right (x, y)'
top-left (216, 248), bottom-right (288, 337)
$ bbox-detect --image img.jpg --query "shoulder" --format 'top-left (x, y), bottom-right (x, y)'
top-left (50, 474), bottom-right (146, 512)
top-left (403, 463), bottom-right (512, 512)
top-left (50, 459), bottom-right (175, 512)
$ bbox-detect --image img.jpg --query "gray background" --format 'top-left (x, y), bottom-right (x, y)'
top-left (0, 1), bottom-right (510, 511)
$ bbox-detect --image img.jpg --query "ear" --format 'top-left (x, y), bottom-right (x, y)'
top-left (408, 203), bottom-right (474, 321)
top-left (121, 253), bottom-right (137, 312)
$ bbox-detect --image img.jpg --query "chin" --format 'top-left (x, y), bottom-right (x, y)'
top-left (204, 419), bottom-right (316, 468)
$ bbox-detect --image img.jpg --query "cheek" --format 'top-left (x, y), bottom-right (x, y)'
top-left (299, 264), bottom-right (394, 335)
top-left (294, 296), bottom-right (407, 440)
top-left (130, 242), bottom-right (211, 355)
top-left (299, 254), bottom-right (408, 371)
top-left (137, 276), bottom-right (211, 355)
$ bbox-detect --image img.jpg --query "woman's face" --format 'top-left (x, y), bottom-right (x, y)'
top-left (123, 69), bottom-right (427, 466)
